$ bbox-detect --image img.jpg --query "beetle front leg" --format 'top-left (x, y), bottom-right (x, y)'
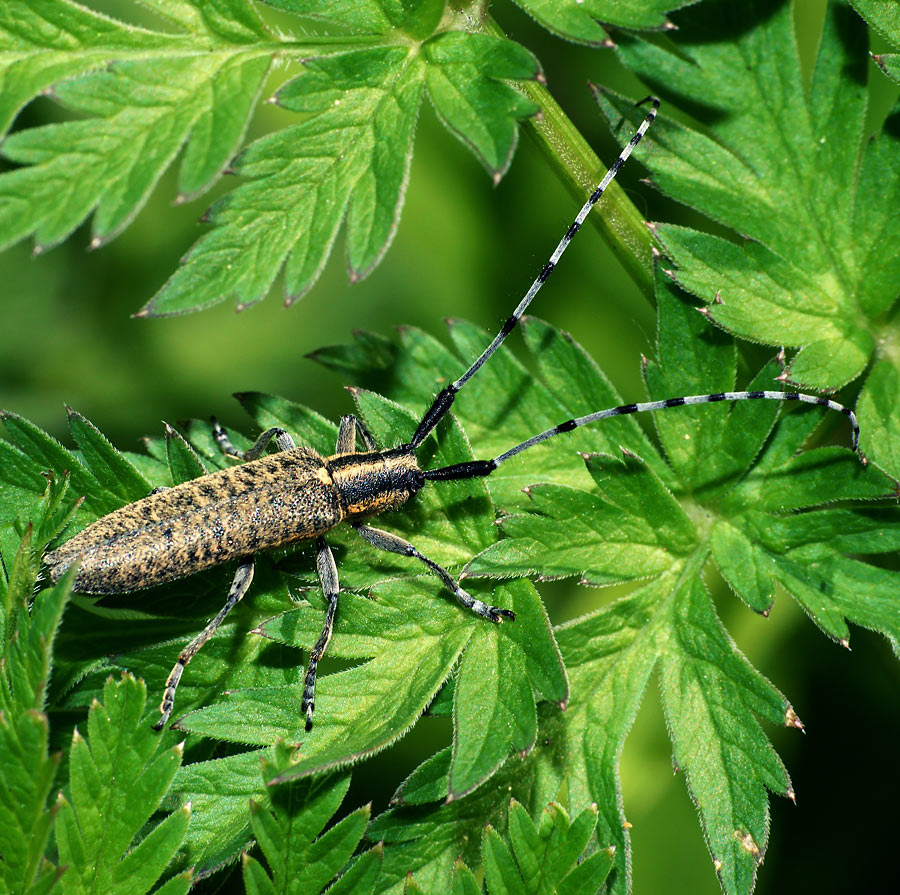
top-left (352, 523), bottom-right (515, 623)
top-left (301, 537), bottom-right (340, 731)
top-left (152, 559), bottom-right (254, 730)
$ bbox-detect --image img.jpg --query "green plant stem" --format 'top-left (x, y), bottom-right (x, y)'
top-left (480, 15), bottom-right (656, 301)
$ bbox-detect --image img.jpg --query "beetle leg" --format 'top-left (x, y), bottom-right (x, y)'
top-left (302, 537), bottom-right (340, 731)
top-left (152, 559), bottom-right (254, 730)
top-left (352, 523), bottom-right (515, 623)
top-left (211, 417), bottom-right (297, 461)
top-left (335, 414), bottom-right (377, 453)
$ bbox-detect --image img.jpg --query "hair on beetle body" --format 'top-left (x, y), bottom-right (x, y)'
top-left (45, 96), bottom-right (863, 731)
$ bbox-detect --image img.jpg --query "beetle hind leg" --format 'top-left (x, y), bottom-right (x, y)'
top-left (152, 559), bottom-right (254, 730)
top-left (302, 537), bottom-right (340, 731)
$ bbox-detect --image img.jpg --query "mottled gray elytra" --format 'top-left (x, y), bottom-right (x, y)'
top-left (45, 97), bottom-right (862, 732)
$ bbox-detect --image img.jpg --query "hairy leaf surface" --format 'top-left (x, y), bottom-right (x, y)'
top-left (596, 0), bottom-right (900, 477)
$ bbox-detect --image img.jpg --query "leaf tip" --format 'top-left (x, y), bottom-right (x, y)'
top-left (712, 290), bottom-right (723, 305)
top-left (840, 637), bottom-right (851, 650)
top-left (695, 306), bottom-right (711, 318)
top-left (784, 706), bottom-right (804, 731)
top-left (88, 235), bottom-right (103, 251)
top-left (786, 787), bottom-right (796, 805)
top-left (622, 820), bottom-right (632, 830)
top-left (734, 830), bottom-right (760, 859)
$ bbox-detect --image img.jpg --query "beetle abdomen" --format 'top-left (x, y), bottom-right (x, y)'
top-left (46, 448), bottom-right (342, 593)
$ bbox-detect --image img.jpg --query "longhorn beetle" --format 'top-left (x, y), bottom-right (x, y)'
top-left (45, 97), bottom-right (862, 731)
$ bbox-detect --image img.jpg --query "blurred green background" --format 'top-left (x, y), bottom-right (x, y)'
top-left (1, 1), bottom-right (897, 892)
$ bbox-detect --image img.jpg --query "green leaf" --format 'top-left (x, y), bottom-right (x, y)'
top-left (851, 0), bottom-right (900, 84)
top-left (423, 32), bottom-right (540, 177)
top-left (66, 407), bottom-right (150, 503)
top-left (0, 411), bottom-right (116, 518)
top-left (481, 800), bottom-right (612, 895)
top-left (856, 359), bottom-right (900, 479)
top-left (1, 51), bottom-right (271, 250)
top-left (0, 527), bottom-right (71, 895)
top-left (659, 575), bottom-right (789, 895)
top-left (170, 749), bottom-right (268, 877)
top-left (597, 0), bottom-right (900, 477)
top-left (514, 0), bottom-right (695, 40)
top-left (6, 270), bottom-right (897, 890)
top-left (144, 30), bottom-right (541, 316)
top-left (241, 745), bottom-right (381, 895)
top-left (164, 423), bottom-right (209, 485)
top-left (1, 2), bottom-right (548, 316)
top-left (450, 580), bottom-right (566, 798)
top-left (55, 674), bottom-right (190, 895)
top-left (458, 270), bottom-right (899, 894)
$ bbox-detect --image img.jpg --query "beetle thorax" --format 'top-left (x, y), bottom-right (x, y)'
top-left (327, 447), bottom-right (425, 519)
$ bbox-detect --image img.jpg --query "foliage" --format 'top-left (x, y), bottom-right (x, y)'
top-left (2, 291), bottom-right (898, 893)
top-left (0, 0), bottom-right (680, 316)
top-left (851, 0), bottom-right (900, 83)
top-left (0, 500), bottom-right (190, 895)
top-left (596, 0), bottom-right (900, 477)
top-left (0, 3), bottom-right (898, 895)
top-left (480, 800), bottom-right (615, 895)
top-left (241, 744), bottom-right (382, 895)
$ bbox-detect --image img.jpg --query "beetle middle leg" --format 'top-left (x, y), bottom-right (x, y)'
top-left (152, 559), bottom-right (254, 730)
top-left (352, 523), bottom-right (515, 623)
top-left (211, 418), bottom-right (296, 460)
top-left (301, 537), bottom-right (340, 731)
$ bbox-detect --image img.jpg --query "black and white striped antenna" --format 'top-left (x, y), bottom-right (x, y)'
top-left (424, 390), bottom-right (862, 482)
top-left (410, 96), bottom-right (661, 449)
top-left (405, 94), bottom-right (863, 477)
